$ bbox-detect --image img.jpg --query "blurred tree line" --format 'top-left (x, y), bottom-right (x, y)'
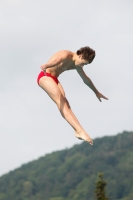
top-left (0, 131), bottom-right (133, 200)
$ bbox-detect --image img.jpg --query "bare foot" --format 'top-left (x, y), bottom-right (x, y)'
top-left (75, 130), bottom-right (93, 145)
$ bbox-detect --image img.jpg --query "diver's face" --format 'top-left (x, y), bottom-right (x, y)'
top-left (76, 55), bottom-right (89, 67)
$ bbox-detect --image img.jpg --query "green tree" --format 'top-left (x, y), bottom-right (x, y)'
top-left (49, 198), bottom-right (64, 200)
top-left (95, 173), bottom-right (109, 200)
top-left (0, 193), bottom-right (8, 200)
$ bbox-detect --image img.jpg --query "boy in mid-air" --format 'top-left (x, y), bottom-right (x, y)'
top-left (37, 46), bottom-right (108, 145)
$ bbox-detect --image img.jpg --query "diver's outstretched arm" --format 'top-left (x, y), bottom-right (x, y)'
top-left (76, 67), bottom-right (109, 102)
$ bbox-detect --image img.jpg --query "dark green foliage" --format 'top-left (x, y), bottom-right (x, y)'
top-left (0, 131), bottom-right (133, 200)
top-left (95, 173), bottom-right (109, 200)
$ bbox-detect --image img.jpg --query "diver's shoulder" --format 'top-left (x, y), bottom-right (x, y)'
top-left (57, 49), bottom-right (71, 54)
top-left (56, 50), bottom-right (72, 59)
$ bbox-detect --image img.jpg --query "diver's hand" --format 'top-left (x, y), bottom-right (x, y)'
top-left (40, 65), bottom-right (47, 71)
top-left (96, 92), bottom-right (109, 102)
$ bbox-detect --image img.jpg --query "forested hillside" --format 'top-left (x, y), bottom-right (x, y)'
top-left (0, 131), bottom-right (133, 200)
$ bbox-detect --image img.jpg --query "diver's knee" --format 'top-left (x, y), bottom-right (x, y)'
top-left (55, 95), bottom-right (65, 108)
top-left (56, 96), bottom-right (68, 110)
top-left (66, 98), bottom-right (71, 109)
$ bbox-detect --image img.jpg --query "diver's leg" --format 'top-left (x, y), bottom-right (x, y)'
top-left (39, 77), bottom-right (93, 145)
top-left (57, 83), bottom-right (82, 125)
top-left (57, 82), bottom-right (93, 145)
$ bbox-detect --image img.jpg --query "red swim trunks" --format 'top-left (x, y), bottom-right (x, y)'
top-left (37, 71), bottom-right (59, 85)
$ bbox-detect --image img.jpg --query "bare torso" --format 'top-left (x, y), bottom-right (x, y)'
top-left (46, 50), bottom-right (76, 77)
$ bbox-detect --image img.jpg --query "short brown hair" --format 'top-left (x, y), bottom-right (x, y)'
top-left (76, 46), bottom-right (95, 63)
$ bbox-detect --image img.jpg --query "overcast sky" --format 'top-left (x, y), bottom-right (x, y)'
top-left (0, 0), bottom-right (133, 177)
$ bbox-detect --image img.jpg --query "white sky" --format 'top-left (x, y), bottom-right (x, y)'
top-left (0, 0), bottom-right (133, 177)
